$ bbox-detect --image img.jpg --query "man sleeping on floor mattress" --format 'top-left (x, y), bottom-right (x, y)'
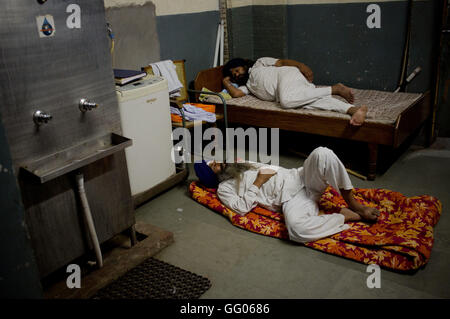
top-left (191, 147), bottom-right (442, 272)
top-left (195, 147), bottom-right (378, 243)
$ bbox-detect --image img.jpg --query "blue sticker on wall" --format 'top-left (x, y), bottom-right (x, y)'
top-left (36, 15), bottom-right (55, 38)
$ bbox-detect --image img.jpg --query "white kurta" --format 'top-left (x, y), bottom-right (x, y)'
top-left (217, 147), bottom-right (354, 243)
top-left (245, 57), bottom-right (353, 113)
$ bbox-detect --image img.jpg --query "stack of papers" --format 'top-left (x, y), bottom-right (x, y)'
top-left (114, 69), bottom-right (147, 85)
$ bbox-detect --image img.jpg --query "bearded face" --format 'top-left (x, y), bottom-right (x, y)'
top-left (229, 66), bottom-right (249, 86)
top-left (234, 73), bottom-right (249, 86)
top-left (215, 162), bottom-right (257, 191)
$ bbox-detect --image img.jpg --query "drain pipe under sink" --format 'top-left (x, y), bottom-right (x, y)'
top-left (75, 173), bottom-right (103, 268)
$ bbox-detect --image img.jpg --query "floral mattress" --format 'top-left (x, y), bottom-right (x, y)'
top-left (189, 181), bottom-right (441, 272)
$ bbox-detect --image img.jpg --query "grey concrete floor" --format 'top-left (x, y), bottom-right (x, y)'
top-left (135, 139), bottom-right (450, 299)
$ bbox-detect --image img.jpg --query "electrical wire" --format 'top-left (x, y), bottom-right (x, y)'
top-left (106, 23), bottom-right (115, 66)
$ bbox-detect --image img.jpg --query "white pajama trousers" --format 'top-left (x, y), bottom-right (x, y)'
top-left (282, 147), bottom-right (354, 243)
top-left (276, 67), bottom-right (352, 113)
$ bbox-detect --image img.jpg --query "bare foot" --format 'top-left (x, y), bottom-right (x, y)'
top-left (340, 189), bottom-right (380, 223)
top-left (355, 206), bottom-right (380, 223)
top-left (339, 207), bottom-right (362, 222)
top-left (333, 83), bottom-right (354, 104)
top-left (349, 105), bottom-right (368, 126)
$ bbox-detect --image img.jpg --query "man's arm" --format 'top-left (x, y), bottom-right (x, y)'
top-left (253, 169), bottom-right (277, 188)
top-left (217, 180), bottom-right (259, 216)
top-left (275, 59), bottom-right (314, 82)
top-left (222, 76), bottom-right (247, 98)
top-left (217, 170), bottom-right (277, 216)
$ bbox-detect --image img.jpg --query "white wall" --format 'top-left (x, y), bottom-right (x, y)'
top-left (227, 0), bottom-right (421, 8)
top-left (104, 0), bottom-right (219, 15)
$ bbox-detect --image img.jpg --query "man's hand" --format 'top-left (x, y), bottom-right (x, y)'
top-left (222, 76), bottom-right (232, 85)
top-left (222, 76), bottom-right (246, 98)
top-left (253, 169), bottom-right (277, 188)
top-left (276, 59), bottom-right (314, 83)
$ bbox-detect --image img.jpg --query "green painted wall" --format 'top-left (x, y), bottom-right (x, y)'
top-left (227, 1), bottom-right (440, 93)
top-left (157, 11), bottom-right (221, 85)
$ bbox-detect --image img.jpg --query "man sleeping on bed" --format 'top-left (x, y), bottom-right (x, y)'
top-left (222, 57), bottom-right (368, 126)
top-left (194, 147), bottom-right (380, 243)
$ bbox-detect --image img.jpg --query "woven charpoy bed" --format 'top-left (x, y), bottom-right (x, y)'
top-left (189, 181), bottom-right (442, 272)
top-left (193, 66), bottom-right (433, 180)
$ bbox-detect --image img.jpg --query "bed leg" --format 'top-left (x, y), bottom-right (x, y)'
top-left (424, 115), bottom-right (435, 147)
top-left (368, 143), bottom-right (378, 181)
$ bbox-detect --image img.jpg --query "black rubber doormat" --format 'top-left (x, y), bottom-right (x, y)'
top-left (92, 257), bottom-right (211, 299)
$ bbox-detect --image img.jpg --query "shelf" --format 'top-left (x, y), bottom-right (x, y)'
top-left (171, 113), bottom-right (224, 128)
top-left (21, 133), bottom-right (132, 183)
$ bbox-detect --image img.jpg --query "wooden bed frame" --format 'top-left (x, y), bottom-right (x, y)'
top-left (193, 66), bottom-right (433, 180)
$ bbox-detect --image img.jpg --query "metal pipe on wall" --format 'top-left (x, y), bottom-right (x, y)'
top-left (397, 0), bottom-right (413, 92)
top-left (213, 21), bottom-right (221, 67)
top-left (220, 19), bottom-right (224, 66)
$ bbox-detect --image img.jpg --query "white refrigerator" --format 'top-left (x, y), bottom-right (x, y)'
top-left (116, 76), bottom-right (175, 197)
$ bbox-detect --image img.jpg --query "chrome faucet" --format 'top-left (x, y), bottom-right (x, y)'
top-left (79, 99), bottom-right (99, 112)
top-left (33, 110), bottom-right (53, 126)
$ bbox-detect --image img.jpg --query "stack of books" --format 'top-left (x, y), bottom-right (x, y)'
top-left (113, 69), bottom-right (147, 86)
